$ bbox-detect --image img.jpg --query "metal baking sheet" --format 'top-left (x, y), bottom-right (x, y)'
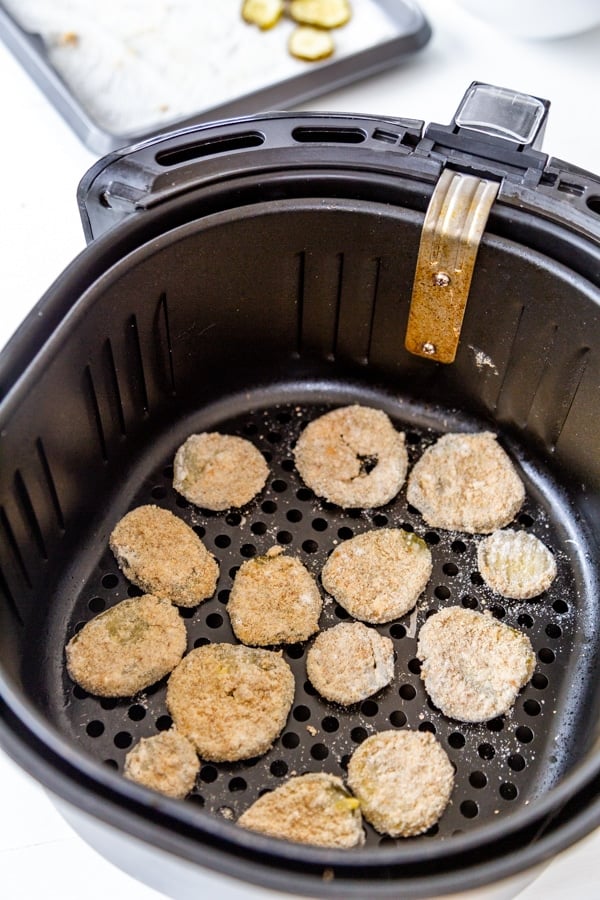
top-left (0, 0), bottom-right (431, 155)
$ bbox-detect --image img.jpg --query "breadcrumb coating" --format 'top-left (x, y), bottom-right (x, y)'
top-left (407, 432), bottom-right (525, 534)
top-left (167, 643), bottom-right (295, 761)
top-left (238, 773), bottom-right (365, 848)
top-left (228, 546), bottom-right (322, 646)
top-left (66, 594), bottom-right (186, 697)
top-left (124, 728), bottom-right (199, 799)
top-left (173, 432), bottom-right (268, 510)
top-left (347, 731), bottom-right (454, 837)
top-left (417, 607), bottom-right (535, 722)
top-left (477, 529), bottom-right (557, 599)
top-left (294, 405), bottom-right (407, 508)
top-left (321, 528), bottom-right (432, 623)
top-left (110, 504), bottom-right (219, 607)
top-left (306, 622), bottom-right (394, 705)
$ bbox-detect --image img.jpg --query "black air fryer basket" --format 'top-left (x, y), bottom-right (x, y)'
top-left (1, 83), bottom-right (600, 898)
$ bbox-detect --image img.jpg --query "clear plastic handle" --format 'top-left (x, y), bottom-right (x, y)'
top-left (454, 83), bottom-right (548, 147)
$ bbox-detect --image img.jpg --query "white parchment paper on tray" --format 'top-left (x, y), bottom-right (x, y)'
top-left (2, 0), bottom-right (401, 134)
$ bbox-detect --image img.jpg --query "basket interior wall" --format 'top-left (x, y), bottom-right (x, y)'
top-left (1, 199), bottom-right (600, 797)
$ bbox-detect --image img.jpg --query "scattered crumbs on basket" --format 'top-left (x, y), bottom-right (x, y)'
top-left (469, 345), bottom-right (499, 375)
top-left (219, 806), bottom-right (235, 820)
top-left (61, 399), bottom-right (580, 841)
top-left (4, 0), bottom-right (399, 133)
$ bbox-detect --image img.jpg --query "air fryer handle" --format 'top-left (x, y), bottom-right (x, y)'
top-left (453, 82), bottom-right (550, 150)
top-left (424, 81), bottom-right (551, 177)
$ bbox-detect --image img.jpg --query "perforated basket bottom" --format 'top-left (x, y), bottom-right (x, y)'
top-left (60, 394), bottom-right (580, 847)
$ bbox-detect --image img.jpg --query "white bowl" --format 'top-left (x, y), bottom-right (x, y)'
top-left (454, 0), bottom-right (600, 38)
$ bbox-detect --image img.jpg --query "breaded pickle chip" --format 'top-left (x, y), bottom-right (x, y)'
top-left (242, 0), bottom-right (285, 29)
top-left (407, 432), bottom-right (525, 534)
top-left (167, 643), bottom-right (295, 761)
top-left (289, 0), bottom-right (352, 28)
top-left (294, 405), bottom-right (407, 508)
top-left (110, 504), bottom-right (218, 608)
top-left (173, 432), bottom-right (269, 510)
top-left (417, 607), bottom-right (535, 722)
top-left (477, 529), bottom-right (557, 599)
top-left (228, 546), bottom-right (322, 646)
top-left (66, 594), bottom-right (186, 698)
top-left (238, 773), bottom-right (364, 847)
top-left (321, 528), bottom-right (432, 623)
top-left (306, 622), bottom-right (394, 705)
top-left (347, 731), bottom-right (454, 837)
top-left (124, 729), bottom-right (199, 799)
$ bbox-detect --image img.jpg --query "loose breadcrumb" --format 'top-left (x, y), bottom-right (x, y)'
top-left (166, 643), bottom-right (295, 761)
top-left (228, 546), bottom-right (322, 646)
top-left (406, 432), bottom-right (525, 534)
top-left (66, 594), bottom-right (186, 698)
top-left (110, 504), bottom-right (219, 607)
top-left (238, 773), bottom-right (364, 847)
top-left (477, 529), bottom-right (557, 599)
top-left (321, 528), bottom-right (432, 623)
top-left (294, 405), bottom-right (407, 508)
top-left (306, 622), bottom-right (394, 705)
top-left (173, 432), bottom-right (268, 510)
top-left (416, 607), bottom-right (536, 722)
top-left (124, 728), bottom-right (199, 799)
top-left (347, 731), bottom-right (454, 837)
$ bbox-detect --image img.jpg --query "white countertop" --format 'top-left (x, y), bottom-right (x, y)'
top-left (1, 1), bottom-right (599, 897)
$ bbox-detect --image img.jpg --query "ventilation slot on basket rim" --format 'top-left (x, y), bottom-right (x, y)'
top-left (291, 126), bottom-right (367, 144)
top-left (155, 132), bottom-right (265, 167)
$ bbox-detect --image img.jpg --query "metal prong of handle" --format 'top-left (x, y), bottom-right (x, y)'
top-left (405, 169), bottom-right (499, 364)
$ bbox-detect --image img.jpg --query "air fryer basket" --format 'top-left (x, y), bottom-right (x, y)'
top-left (2, 85), bottom-right (600, 897)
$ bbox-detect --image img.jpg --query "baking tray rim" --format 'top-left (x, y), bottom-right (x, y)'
top-left (0, 0), bottom-right (431, 155)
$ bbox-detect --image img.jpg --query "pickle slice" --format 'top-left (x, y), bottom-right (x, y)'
top-left (242, 0), bottom-right (285, 29)
top-left (289, 0), bottom-right (352, 29)
top-left (288, 24), bottom-right (335, 60)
